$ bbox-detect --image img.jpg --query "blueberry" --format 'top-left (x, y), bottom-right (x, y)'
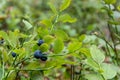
top-left (11, 52), bottom-right (16, 57)
top-left (37, 40), bottom-right (44, 46)
top-left (40, 54), bottom-right (48, 61)
top-left (34, 50), bottom-right (42, 59)
top-left (0, 40), bottom-right (4, 44)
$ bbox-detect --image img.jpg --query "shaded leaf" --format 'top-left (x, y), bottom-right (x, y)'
top-left (85, 73), bottom-right (103, 80)
top-left (85, 58), bottom-right (99, 70)
top-left (90, 45), bottom-right (105, 64)
top-left (101, 63), bottom-right (117, 79)
top-left (48, 2), bottom-right (58, 14)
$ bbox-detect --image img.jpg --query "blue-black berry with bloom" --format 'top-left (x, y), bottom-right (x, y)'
top-left (34, 50), bottom-right (42, 59)
top-left (11, 52), bottom-right (17, 57)
top-left (37, 40), bottom-right (44, 46)
top-left (40, 54), bottom-right (48, 61)
top-left (0, 39), bottom-right (4, 44)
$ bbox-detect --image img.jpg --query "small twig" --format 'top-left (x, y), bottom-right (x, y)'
top-left (8, 66), bottom-right (55, 71)
top-left (71, 65), bottom-right (75, 80)
top-left (50, 12), bottom-right (61, 33)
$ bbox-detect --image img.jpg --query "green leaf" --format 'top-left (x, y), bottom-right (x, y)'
top-left (90, 45), bottom-right (105, 64)
top-left (58, 14), bottom-right (77, 23)
top-left (104, 0), bottom-right (116, 4)
top-left (39, 43), bottom-right (49, 52)
top-left (24, 61), bottom-right (41, 69)
top-left (30, 71), bottom-right (44, 80)
top-left (40, 19), bottom-right (52, 28)
top-left (117, 5), bottom-right (120, 11)
top-left (79, 48), bottom-right (91, 57)
top-left (53, 38), bottom-right (64, 54)
top-left (0, 68), bottom-right (3, 79)
top-left (13, 48), bottom-right (26, 59)
top-left (85, 73), bottom-right (103, 80)
top-left (48, 2), bottom-right (58, 14)
top-left (79, 34), bottom-right (86, 42)
top-left (43, 35), bottom-right (54, 44)
top-left (60, 0), bottom-right (71, 11)
top-left (68, 42), bottom-right (82, 52)
top-left (54, 30), bottom-right (69, 41)
top-left (37, 27), bottom-right (49, 38)
top-left (101, 63), bottom-right (117, 79)
top-left (23, 19), bottom-right (32, 30)
top-left (114, 33), bottom-right (120, 41)
top-left (86, 58), bottom-right (99, 70)
top-left (108, 20), bottom-right (120, 25)
top-left (7, 71), bottom-right (16, 80)
top-left (8, 31), bottom-right (19, 47)
top-left (0, 31), bottom-right (9, 44)
top-left (2, 49), bottom-right (9, 62)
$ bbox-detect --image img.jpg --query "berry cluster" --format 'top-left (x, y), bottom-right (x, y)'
top-left (11, 40), bottom-right (48, 61)
top-left (34, 40), bottom-right (48, 61)
top-left (34, 50), bottom-right (47, 61)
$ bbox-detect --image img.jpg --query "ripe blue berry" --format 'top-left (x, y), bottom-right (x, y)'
top-left (37, 40), bottom-right (44, 46)
top-left (11, 52), bottom-right (16, 57)
top-left (34, 50), bottom-right (42, 59)
top-left (40, 54), bottom-right (48, 61)
top-left (0, 39), bottom-right (4, 44)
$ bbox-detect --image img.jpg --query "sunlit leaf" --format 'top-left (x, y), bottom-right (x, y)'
top-left (80, 48), bottom-right (91, 57)
top-left (68, 42), bottom-right (82, 52)
top-left (23, 19), bottom-right (33, 30)
top-left (58, 14), bottom-right (77, 23)
top-left (53, 38), bottom-right (64, 54)
top-left (54, 30), bottom-right (69, 41)
top-left (104, 0), bottom-right (116, 4)
top-left (43, 35), bottom-right (54, 44)
top-left (60, 0), bottom-right (71, 11)
top-left (40, 19), bottom-right (52, 28)
top-left (39, 43), bottom-right (49, 52)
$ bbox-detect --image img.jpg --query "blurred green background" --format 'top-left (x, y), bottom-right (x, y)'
top-left (0, 0), bottom-right (120, 35)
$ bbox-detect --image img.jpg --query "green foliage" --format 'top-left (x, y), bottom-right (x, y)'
top-left (104, 0), bottom-right (116, 4)
top-left (0, 0), bottom-right (120, 80)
